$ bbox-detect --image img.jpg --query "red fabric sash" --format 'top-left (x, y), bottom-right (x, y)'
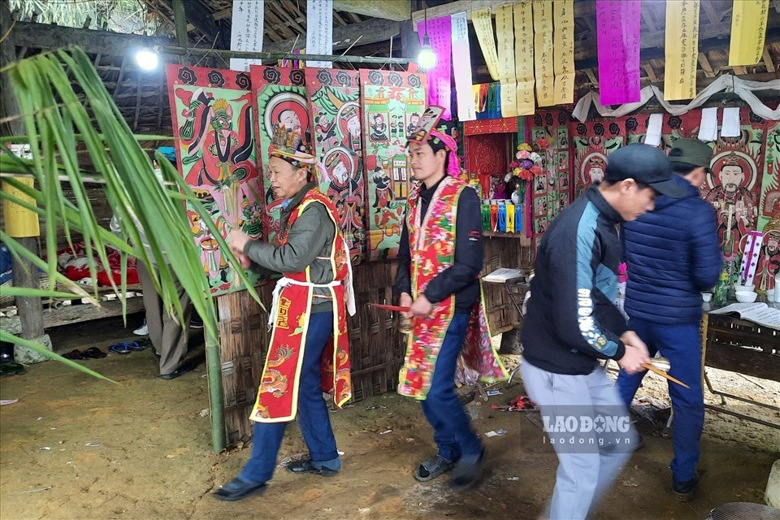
top-left (399, 177), bottom-right (507, 399)
top-left (250, 188), bottom-right (352, 422)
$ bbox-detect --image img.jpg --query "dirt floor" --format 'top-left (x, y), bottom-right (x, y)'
top-left (0, 316), bottom-right (778, 520)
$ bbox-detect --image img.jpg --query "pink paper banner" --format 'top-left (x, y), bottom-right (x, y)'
top-left (417, 16), bottom-right (452, 120)
top-left (596, 0), bottom-right (641, 105)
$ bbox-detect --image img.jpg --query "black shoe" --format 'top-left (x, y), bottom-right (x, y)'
top-left (190, 318), bottom-right (204, 330)
top-left (450, 447), bottom-right (485, 491)
top-left (672, 475), bottom-right (699, 501)
top-left (286, 459), bottom-right (338, 477)
top-left (160, 361), bottom-right (196, 380)
top-left (213, 478), bottom-right (267, 501)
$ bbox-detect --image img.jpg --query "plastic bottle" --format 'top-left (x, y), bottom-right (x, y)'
top-left (774, 272), bottom-right (780, 304)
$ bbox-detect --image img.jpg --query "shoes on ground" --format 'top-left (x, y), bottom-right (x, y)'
top-left (160, 361), bottom-right (197, 380)
top-left (286, 459), bottom-right (339, 477)
top-left (213, 478), bottom-right (267, 501)
top-left (672, 474), bottom-right (699, 502)
top-left (133, 323), bottom-right (149, 336)
top-left (450, 447), bottom-right (485, 491)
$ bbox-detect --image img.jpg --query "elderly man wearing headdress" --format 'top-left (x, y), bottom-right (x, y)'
top-left (214, 125), bottom-right (355, 502)
top-left (394, 112), bottom-right (507, 491)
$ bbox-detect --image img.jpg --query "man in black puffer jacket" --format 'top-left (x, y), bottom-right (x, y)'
top-left (617, 138), bottom-right (722, 502)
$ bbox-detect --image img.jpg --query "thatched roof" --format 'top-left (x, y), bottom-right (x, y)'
top-left (3, 0), bottom-right (778, 136)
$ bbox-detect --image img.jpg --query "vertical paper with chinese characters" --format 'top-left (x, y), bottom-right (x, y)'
top-left (729, 0), bottom-right (770, 66)
top-left (514, 1), bottom-right (535, 116)
top-left (533, 0), bottom-right (555, 107)
top-left (664, 0), bottom-right (700, 101)
top-left (595, 0), bottom-right (641, 105)
top-left (496, 4), bottom-right (518, 117)
top-left (230, 0), bottom-right (265, 71)
top-left (451, 12), bottom-right (477, 121)
top-left (472, 8), bottom-right (500, 81)
top-left (417, 16), bottom-right (453, 120)
top-left (306, 0), bottom-right (333, 68)
top-left (553, 0), bottom-right (574, 105)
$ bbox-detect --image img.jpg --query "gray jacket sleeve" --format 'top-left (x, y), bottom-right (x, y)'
top-left (243, 202), bottom-right (331, 274)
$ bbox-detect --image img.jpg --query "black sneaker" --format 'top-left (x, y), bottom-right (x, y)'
top-left (190, 318), bottom-right (204, 330)
top-left (672, 474), bottom-right (699, 501)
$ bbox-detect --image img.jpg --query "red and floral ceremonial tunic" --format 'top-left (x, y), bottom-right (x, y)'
top-left (250, 189), bottom-right (352, 422)
top-left (399, 176), bottom-right (507, 399)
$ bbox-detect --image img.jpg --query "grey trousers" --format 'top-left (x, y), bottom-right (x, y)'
top-left (521, 360), bottom-right (637, 520)
top-left (137, 262), bottom-right (191, 376)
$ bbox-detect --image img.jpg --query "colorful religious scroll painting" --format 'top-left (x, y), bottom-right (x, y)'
top-left (360, 70), bottom-right (426, 261)
top-left (757, 121), bottom-right (779, 295)
top-left (702, 109), bottom-right (764, 256)
top-left (166, 64), bottom-right (261, 295)
top-left (530, 111), bottom-right (572, 245)
top-left (306, 68), bottom-right (366, 264)
top-left (250, 65), bottom-right (309, 241)
top-left (571, 120), bottom-right (626, 199)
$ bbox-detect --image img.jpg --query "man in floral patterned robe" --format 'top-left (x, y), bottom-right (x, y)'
top-left (395, 122), bottom-right (506, 491)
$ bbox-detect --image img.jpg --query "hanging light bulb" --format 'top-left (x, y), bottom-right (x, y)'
top-left (135, 47), bottom-right (159, 71)
top-left (417, 9), bottom-right (437, 70)
top-left (418, 35), bottom-right (437, 70)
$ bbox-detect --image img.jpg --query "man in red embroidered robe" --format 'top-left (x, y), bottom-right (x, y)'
top-left (395, 120), bottom-right (506, 491)
top-left (214, 126), bottom-right (354, 502)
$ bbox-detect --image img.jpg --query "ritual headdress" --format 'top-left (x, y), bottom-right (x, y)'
top-left (405, 106), bottom-right (460, 177)
top-left (269, 124), bottom-right (316, 168)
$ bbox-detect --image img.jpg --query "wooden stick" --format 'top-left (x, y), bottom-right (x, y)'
top-left (644, 363), bottom-right (690, 389)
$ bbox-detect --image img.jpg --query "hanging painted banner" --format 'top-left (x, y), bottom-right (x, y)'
top-left (701, 108), bottom-right (764, 255)
top-left (166, 65), bottom-right (261, 294)
top-left (664, 0), bottom-right (700, 101)
top-left (759, 120), bottom-right (779, 232)
top-left (305, 68), bottom-right (366, 264)
top-left (553, 0), bottom-right (574, 105)
top-left (360, 69), bottom-right (426, 260)
top-left (729, 0), bottom-right (770, 66)
top-left (451, 12), bottom-right (477, 121)
top-left (757, 120), bottom-right (779, 294)
top-left (533, 0), bottom-right (555, 107)
top-left (306, 0), bottom-right (333, 68)
top-left (417, 15), bottom-right (452, 120)
top-left (514, 1), bottom-right (535, 116)
top-left (570, 119), bottom-right (626, 199)
top-left (472, 8), bottom-right (500, 81)
top-left (595, 0), bottom-right (641, 105)
top-left (496, 4), bottom-right (517, 118)
top-left (230, 0), bottom-right (264, 71)
top-left (249, 65), bottom-right (309, 241)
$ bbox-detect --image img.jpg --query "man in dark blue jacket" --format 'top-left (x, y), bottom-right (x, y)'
top-left (617, 138), bottom-right (721, 502)
top-left (521, 144), bottom-right (687, 520)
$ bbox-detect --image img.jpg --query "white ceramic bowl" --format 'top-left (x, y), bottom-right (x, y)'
top-left (701, 292), bottom-right (713, 302)
top-left (735, 284), bottom-right (755, 292)
top-left (735, 291), bottom-right (757, 303)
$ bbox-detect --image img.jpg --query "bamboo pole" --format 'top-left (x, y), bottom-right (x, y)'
top-left (205, 328), bottom-right (226, 453)
top-left (158, 45), bottom-right (413, 66)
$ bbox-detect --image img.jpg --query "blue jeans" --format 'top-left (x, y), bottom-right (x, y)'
top-left (420, 313), bottom-right (482, 463)
top-left (616, 318), bottom-right (704, 483)
top-left (239, 312), bottom-right (341, 485)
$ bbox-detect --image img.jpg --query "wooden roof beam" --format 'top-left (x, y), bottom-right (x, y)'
top-left (11, 21), bottom-right (173, 55)
top-left (264, 17), bottom-right (401, 53)
top-left (333, 0), bottom-right (410, 21)
top-left (763, 47), bottom-right (776, 73)
top-left (643, 64), bottom-right (658, 83)
top-left (161, 0), bottom-right (226, 48)
top-left (698, 52), bottom-right (716, 78)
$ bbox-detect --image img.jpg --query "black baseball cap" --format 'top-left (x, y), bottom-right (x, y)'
top-left (605, 144), bottom-right (687, 198)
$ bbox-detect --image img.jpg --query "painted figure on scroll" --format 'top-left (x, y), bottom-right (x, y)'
top-left (214, 125), bottom-right (355, 502)
top-left (394, 119), bottom-right (507, 491)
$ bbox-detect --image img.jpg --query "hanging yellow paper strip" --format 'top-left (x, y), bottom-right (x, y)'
top-left (533, 0), bottom-right (555, 107)
top-left (2, 178), bottom-right (41, 238)
top-left (514, 0), bottom-right (535, 115)
top-left (472, 8), bottom-right (500, 81)
top-left (664, 0), bottom-right (700, 101)
top-left (496, 4), bottom-right (518, 117)
top-left (729, 0), bottom-right (770, 66)
top-left (553, 0), bottom-right (574, 105)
